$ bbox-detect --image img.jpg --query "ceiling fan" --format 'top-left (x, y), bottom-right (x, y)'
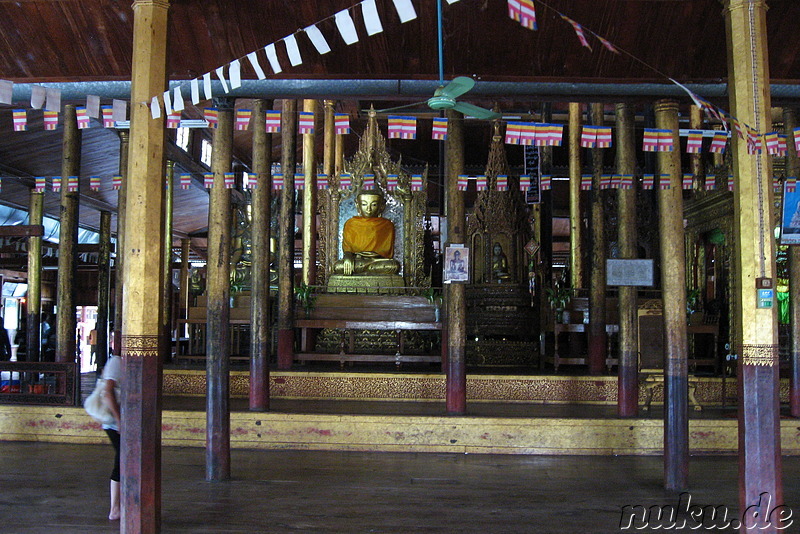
top-left (375, 0), bottom-right (500, 120)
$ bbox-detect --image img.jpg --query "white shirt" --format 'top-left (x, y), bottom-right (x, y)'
top-left (101, 355), bottom-right (122, 431)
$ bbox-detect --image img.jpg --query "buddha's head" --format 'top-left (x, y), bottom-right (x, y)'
top-left (493, 242), bottom-right (503, 255)
top-left (356, 190), bottom-right (385, 218)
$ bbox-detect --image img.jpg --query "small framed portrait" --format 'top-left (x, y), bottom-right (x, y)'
top-left (780, 181), bottom-right (800, 245)
top-left (444, 245), bottom-right (469, 283)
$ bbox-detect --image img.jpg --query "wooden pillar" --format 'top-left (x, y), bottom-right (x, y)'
top-left (568, 102), bottom-right (584, 289)
top-left (26, 189), bottom-right (43, 362)
top-left (205, 99), bottom-right (233, 481)
top-left (277, 99), bottom-right (297, 369)
top-left (122, 1), bottom-right (169, 531)
top-left (785, 108), bottom-right (800, 418)
top-left (655, 99), bottom-right (689, 492)
top-left (616, 103), bottom-right (638, 417)
top-left (689, 106), bottom-right (705, 189)
top-left (723, 1), bottom-right (783, 528)
top-left (302, 99), bottom-right (318, 286)
top-left (250, 99), bottom-right (272, 411)
top-left (96, 211), bottom-right (112, 370)
top-left (178, 238), bottom-right (190, 336)
top-left (445, 109), bottom-right (466, 414)
top-left (161, 160), bottom-right (174, 363)
top-left (322, 100), bottom-right (338, 277)
top-left (114, 131), bottom-right (129, 335)
top-left (55, 104), bottom-right (80, 364)
top-left (588, 103), bottom-right (607, 375)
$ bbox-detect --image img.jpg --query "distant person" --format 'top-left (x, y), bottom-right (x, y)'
top-left (41, 312), bottom-right (55, 361)
top-left (0, 304), bottom-right (11, 361)
top-left (88, 328), bottom-right (98, 366)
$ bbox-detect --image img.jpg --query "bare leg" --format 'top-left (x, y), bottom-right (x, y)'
top-left (109, 479), bottom-right (120, 520)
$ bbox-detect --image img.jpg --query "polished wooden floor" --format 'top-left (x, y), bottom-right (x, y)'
top-left (2, 440), bottom-right (799, 533)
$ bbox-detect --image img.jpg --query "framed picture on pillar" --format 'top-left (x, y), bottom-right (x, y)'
top-left (780, 182), bottom-right (800, 245)
top-left (443, 245), bottom-right (469, 283)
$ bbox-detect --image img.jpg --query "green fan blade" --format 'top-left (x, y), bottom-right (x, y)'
top-left (438, 76), bottom-right (475, 99)
top-left (451, 101), bottom-right (500, 120)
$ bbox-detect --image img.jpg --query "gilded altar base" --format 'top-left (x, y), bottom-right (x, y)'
top-left (326, 274), bottom-right (404, 293)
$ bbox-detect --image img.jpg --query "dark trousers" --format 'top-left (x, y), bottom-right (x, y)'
top-left (104, 428), bottom-right (120, 481)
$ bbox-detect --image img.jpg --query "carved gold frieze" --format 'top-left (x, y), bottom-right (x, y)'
top-left (740, 344), bottom-right (779, 366)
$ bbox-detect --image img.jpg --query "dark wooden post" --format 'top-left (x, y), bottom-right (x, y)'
top-left (655, 99), bottom-right (689, 491)
top-left (114, 130), bottom-right (129, 336)
top-left (121, 1), bottom-right (169, 531)
top-left (588, 103), bottom-right (607, 375)
top-left (250, 99), bottom-right (273, 411)
top-left (161, 160), bottom-right (174, 363)
top-left (55, 104), bottom-right (80, 364)
top-left (301, 99), bottom-right (318, 286)
top-left (277, 100), bottom-right (297, 370)
top-left (445, 109), bottom-right (466, 414)
top-left (616, 103), bottom-right (638, 417)
top-left (784, 108), bottom-right (800, 418)
top-left (723, 1), bottom-right (783, 529)
top-left (205, 98), bottom-right (233, 481)
top-left (96, 211), bottom-right (112, 370)
top-left (26, 188), bottom-right (43, 362)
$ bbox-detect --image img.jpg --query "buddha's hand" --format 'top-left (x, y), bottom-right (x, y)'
top-left (342, 257), bottom-right (354, 275)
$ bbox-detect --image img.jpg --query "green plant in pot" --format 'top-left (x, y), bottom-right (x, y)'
top-left (229, 273), bottom-right (245, 307)
top-left (295, 282), bottom-right (317, 317)
top-left (545, 286), bottom-right (572, 324)
top-left (686, 288), bottom-right (702, 324)
top-left (423, 287), bottom-right (443, 322)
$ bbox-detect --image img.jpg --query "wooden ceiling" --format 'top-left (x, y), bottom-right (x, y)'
top-left (0, 0), bottom-right (798, 244)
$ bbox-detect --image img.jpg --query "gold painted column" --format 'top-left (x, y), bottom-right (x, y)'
top-left (568, 102), bottom-right (584, 289)
top-left (302, 99), bottom-right (318, 286)
top-left (588, 103), bottom-right (607, 375)
top-left (55, 105), bottom-right (80, 364)
top-left (114, 131), bottom-right (129, 336)
top-left (97, 211), bottom-right (112, 370)
top-left (26, 188), bottom-right (43, 362)
top-left (445, 109), bottom-right (466, 414)
top-left (161, 160), bottom-right (174, 363)
top-left (689, 106), bottom-right (705, 189)
top-left (250, 99), bottom-right (273, 411)
top-left (785, 108), bottom-right (800, 417)
top-left (723, 1), bottom-right (782, 524)
top-left (655, 99), bottom-right (689, 492)
top-left (322, 100), bottom-right (338, 277)
top-left (178, 238), bottom-right (190, 337)
top-left (122, 1), bottom-right (169, 532)
top-left (205, 99), bottom-right (234, 481)
top-left (616, 103), bottom-right (639, 417)
top-left (277, 100), bottom-right (297, 369)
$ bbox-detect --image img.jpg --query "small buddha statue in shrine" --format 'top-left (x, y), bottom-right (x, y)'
top-left (491, 242), bottom-right (511, 282)
top-left (332, 190), bottom-right (401, 276)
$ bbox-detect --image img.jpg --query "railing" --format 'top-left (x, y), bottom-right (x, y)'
top-left (0, 361), bottom-right (78, 406)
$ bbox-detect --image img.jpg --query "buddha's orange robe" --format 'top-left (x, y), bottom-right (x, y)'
top-left (342, 216), bottom-right (395, 258)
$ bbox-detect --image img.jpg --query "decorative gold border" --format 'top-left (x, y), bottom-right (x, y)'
top-left (740, 344), bottom-right (779, 367)
top-left (122, 335), bottom-right (160, 358)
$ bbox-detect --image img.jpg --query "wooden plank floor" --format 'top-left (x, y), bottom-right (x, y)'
top-left (1, 441), bottom-right (799, 533)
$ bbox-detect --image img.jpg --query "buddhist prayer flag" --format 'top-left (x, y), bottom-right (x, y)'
top-left (777, 135), bottom-right (788, 157)
top-left (265, 43), bottom-right (282, 74)
top-left (561, 15), bottom-right (591, 50)
top-left (76, 107), bottom-right (90, 129)
top-left (304, 24), bottom-right (331, 55)
top-left (496, 175), bottom-right (508, 191)
top-left (540, 124), bottom-right (564, 146)
top-left (773, 177), bottom-right (781, 193)
top-left (682, 174), bottom-right (694, 190)
top-left (235, 109), bottom-right (252, 131)
top-left (580, 126), bottom-right (597, 148)
top-left (272, 174), bottom-right (284, 190)
top-left (246, 51), bottom-right (266, 80)
top-left (600, 175), bottom-right (612, 190)
top-left (411, 175), bottom-right (423, 191)
top-left (204, 108), bottom-right (218, 129)
top-left (659, 174), bottom-right (671, 190)
top-left (362, 174), bottom-right (375, 189)
top-left (335, 113), bottom-right (350, 135)
top-left (476, 176), bottom-right (488, 191)
top-left (610, 175), bottom-right (621, 189)
top-left (90, 176), bottom-right (101, 191)
top-left (166, 112), bottom-right (181, 129)
top-left (787, 178), bottom-right (797, 193)
top-left (508, 0), bottom-right (537, 31)
top-left (392, 0), bottom-right (417, 23)
top-left (34, 177), bottom-right (46, 193)
top-left (284, 34), bottom-right (303, 66)
top-left (180, 173), bottom-right (192, 190)
top-left (204, 173), bottom-right (214, 189)
top-left (432, 117), bottom-right (448, 140)
top-left (597, 35), bottom-right (619, 54)
top-left (519, 175), bottom-right (531, 191)
top-left (266, 111), bottom-right (281, 133)
top-left (386, 174), bottom-right (398, 190)
top-left (400, 116), bottom-right (417, 139)
top-left (642, 174), bottom-right (655, 190)
top-left (12, 109), bottom-right (26, 131)
top-left (505, 122), bottom-right (522, 145)
top-left (540, 175), bottom-right (551, 190)
top-left (361, 0), bottom-right (384, 36)
top-left (112, 175), bottom-right (122, 190)
top-left (317, 174), bottom-right (329, 189)
top-left (242, 173), bottom-right (254, 190)
top-left (52, 176), bottom-right (62, 192)
top-left (794, 128), bottom-right (800, 153)
top-left (728, 175), bottom-right (734, 191)
top-left (686, 130), bottom-right (703, 154)
top-left (294, 174), bottom-right (305, 190)
top-left (642, 129), bottom-right (659, 152)
top-left (580, 174), bottom-right (592, 191)
top-left (339, 173), bottom-right (351, 189)
top-left (746, 130), bottom-right (762, 155)
top-left (457, 175), bottom-right (469, 191)
top-left (334, 9), bottom-right (359, 45)
top-left (596, 127), bottom-right (612, 148)
top-left (43, 110), bottom-right (58, 130)
top-left (388, 116), bottom-right (408, 139)
top-left (764, 132), bottom-right (780, 155)
top-left (619, 175), bottom-right (634, 190)
top-left (298, 112), bottom-right (315, 134)
top-left (710, 131), bottom-right (728, 153)
top-left (67, 176), bottom-right (78, 192)
top-left (519, 123), bottom-right (537, 146)
top-left (101, 105), bottom-right (114, 128)
top-left (704, 175), bottom-right (716, 191)
top-left (656, 130), bottom-right (674, 152)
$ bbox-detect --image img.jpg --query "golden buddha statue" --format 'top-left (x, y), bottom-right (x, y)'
top-left (332, 191), bottom-right (401, 276)
top-left (492, 242), bottom-right (511, 282)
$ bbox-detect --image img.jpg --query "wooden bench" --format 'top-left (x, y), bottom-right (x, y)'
top-left (294, 294), bottom-right (442, 367)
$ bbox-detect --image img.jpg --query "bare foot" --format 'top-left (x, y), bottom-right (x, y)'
top-left (109, 510), bottom-right (120, 521)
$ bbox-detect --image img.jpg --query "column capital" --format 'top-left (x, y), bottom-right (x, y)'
top-left (132, 0), bottom-right (170, 9)
top-left (721, 0), bottom-right (768, 11)
top-left (654, 99), bottom-right (679, 114)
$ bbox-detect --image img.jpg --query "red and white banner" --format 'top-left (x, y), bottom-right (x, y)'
top-left (235, 109), bottom-right (252, 131)
top-left (317, 174), bottom-right (329, 189)
top-left (686, 130), bottom-right (703, 154)
top-left (710, 131), bottom-right (728, 154)
top-left (335, 113), bottom-right (350, 135)
top-left (540, 175), bottom-right (551, 190)
top-left (272, 174), bottom-right (284, 190)
top-left (642, 174), bottom-right (654, 190)
top-left (76, 107), bottom-right (90, 129)
top-left (266, 111), bottom-right (281, 133)
top-left (180, 174), bottom-right (192, 190)
top-left (112, 176), bottom-right (122, 190)
top-left (457, 175), bottom-right (469, 191)
top-left (43, 110), bottom-right (58, 131)
top-left (204, 108), bottom-right (218, 129)
top-left (432, 117), bottom-right (448, 140)
top-left (682, 174), bottom-right (693, 190)
top-left (12, 109), bottom-right (26, 131)
top-left (298, 111), bottom-right (315, 134)
top-left (204, 173), bottom-right (214, 189)
top-left (410, 175), bottom-right (423, 191)
top-left (386, 174), bottom-right (398, 190)
top-left (90, 176), bottom-right (101, 191)
top-left (580, 174), bottom-right (592, 191)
